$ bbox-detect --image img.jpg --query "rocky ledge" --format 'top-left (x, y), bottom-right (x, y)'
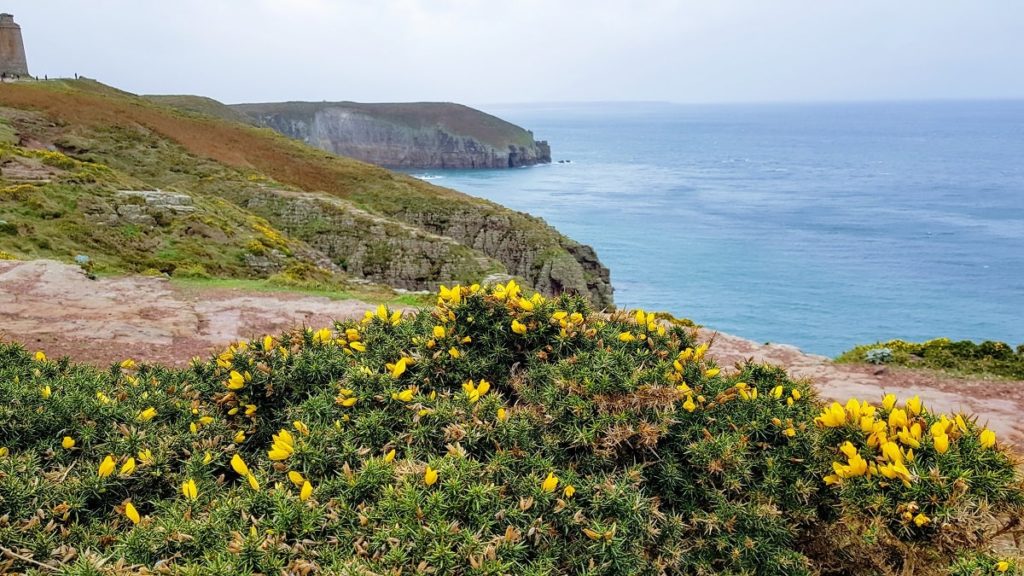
top-left (233, 101), bottom-right (550, 169)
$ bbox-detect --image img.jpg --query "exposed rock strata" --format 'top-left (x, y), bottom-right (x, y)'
top-left (234, 102), bottom-right (551, 169)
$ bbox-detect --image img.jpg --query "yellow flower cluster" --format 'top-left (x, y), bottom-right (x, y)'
top-left (819, 394), bottom-right (997, 489)
top-left (96, 454), bottom-right (139, 478)
top-left (268, 429), bottom-right (295, 461)
top-left (364, 304), bottom-right (403, 326)
top-left (462, 379), bottom-right (491, 403)
top-left (550, 310), bottom-right (587, 339)
top-left (667, 343), bottom-right (720, 413)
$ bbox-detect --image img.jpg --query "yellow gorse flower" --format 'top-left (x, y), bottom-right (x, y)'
top-left (387, 357), bottom-right (409, 379)
top-left (682, 396), bottom-right (696, 413)
top-left (882, 393), bottom-right (897, 411)
top-left (980, 428), bottom-right (997, 448)
top-left (181, 479), bottom-right (198, 501)
top-left (124, 502), bottom-right (141, 525)
top-left (384, 449), bottom-right (396, 463)
top-left (541, 472), bottom-right (559, 493)
top-left (62, 436), bottom-right (75, 449)
top-left (438, 284), bottom-right (463, 305)
top-left (618, 332), bottom-right (635, 343)
top-left (300, 480), bottom-right (313, 501)
top-left (268, 429), bottom-right (295, 461)
top-left (225, 370), bottom-right (246, 390)
top-left (97, 455), bottom-right (116, 478)
top-left (34, 350), bottom-right (46, 362)
top-left (312, 327), bottom-right (333, 344)
top-left (816, 402), bottom-right (847, 428)
top-left (424, 465), bottom-right (438, 486)
top-left (293, 420), bottom-right (310, 436)
top-left (511, 319), bottom-right (527, 335)
top-left (288, 470), bottom-right (305, 486)
top-left (462, 379), bottom-right (491, 403)
top-left (40, 385), bottom-right (52, 399)
top-left (392, 387), bottom-right (416, 403)
top-left (231, 454), bottom-right (250, 477)
top-left (137, 407), bottom-right (157, 422)
top-left (906, 395), bottom-right (923, 416)
top-left (119, 457), bottom-right (136, 476)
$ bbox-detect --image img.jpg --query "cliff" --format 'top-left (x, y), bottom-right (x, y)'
top-left (231, 101), bottom-right (551, 169)
top-left (0, 80), bottom-right (611, 307)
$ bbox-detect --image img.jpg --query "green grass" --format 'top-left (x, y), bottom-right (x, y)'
top-left (170, 276), bottom-right (433, 307)
top-left (837, 338), bottom-right (1024, 380)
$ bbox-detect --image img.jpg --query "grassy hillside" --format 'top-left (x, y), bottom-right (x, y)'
top-left (0, 283), bottom-right (1021, 574)
top-left (0, 80), bottom-right (611, 303)
top-left (144, 94), bottom-right (250, 123)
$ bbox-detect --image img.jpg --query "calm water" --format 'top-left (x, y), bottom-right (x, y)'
top-left (413, 101), bottom-right (1024, 356)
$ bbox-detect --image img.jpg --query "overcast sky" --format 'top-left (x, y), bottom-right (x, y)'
top-left (5, 1), bottom-right (1023, 105)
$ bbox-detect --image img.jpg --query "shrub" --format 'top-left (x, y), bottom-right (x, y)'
top-left (866, 347), bottom-right (894, 365)
top-left (838, 338), bottom-right (1024, 380)
top-left (0, 282), bottom-right (1021, 574)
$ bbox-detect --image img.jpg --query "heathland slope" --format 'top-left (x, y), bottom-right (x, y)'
top-left (233, 100), bottom-right (552, 169)
top-left (0, 80), bottom-right (611, 305)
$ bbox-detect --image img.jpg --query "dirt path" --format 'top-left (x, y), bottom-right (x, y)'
top-left (699, 329), bottom-right (1024, 445)
top-left (3, 259), bottom-right (1022, 445)
top-left (0, 260), bottom-right (375, 367)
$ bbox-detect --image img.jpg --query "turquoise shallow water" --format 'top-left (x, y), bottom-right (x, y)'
top-left (410, 101), bottom-right (1024, 356)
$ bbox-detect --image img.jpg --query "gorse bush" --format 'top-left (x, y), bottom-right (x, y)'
top-left (0, 282), bottom-right (1022, 575)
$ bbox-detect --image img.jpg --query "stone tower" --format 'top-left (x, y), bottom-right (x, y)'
top-left (0, 13), bottom-right (29, 77)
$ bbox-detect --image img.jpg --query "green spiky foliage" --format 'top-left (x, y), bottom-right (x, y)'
top-left (0, 283), bottom-right (1022, 575)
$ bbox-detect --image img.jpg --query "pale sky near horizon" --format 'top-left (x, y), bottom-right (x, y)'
top-left (5, 1), bottom-right (1023, 105)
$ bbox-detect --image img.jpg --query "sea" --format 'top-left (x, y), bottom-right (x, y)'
top-left (410, 101), bottom-right (1024, 357)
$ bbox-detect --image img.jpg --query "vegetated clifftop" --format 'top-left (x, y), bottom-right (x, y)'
top-left (0, 80), bottom-right (611, 306)
top-left (231, 101), bottom-right (551, 169)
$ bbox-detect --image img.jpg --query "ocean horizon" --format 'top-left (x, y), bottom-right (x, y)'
top-left (410, 100), bottom-right (1024, 357)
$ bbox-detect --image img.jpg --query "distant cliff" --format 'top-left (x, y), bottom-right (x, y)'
top-left (232, 101), bottom-right (551, 170)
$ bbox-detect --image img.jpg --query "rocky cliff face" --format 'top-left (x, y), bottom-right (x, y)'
top-left (233, 102), bottom-right (551, 170)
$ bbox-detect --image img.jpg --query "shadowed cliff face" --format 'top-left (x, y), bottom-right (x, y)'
top-left (234, 102), bottom-right (551, 170)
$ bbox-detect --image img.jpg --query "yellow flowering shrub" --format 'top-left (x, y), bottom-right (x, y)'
top-left (0, 282), bottom-right (1021, 574)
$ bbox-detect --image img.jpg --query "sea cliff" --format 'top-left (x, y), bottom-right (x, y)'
top-left (232, 101), bottom-right (551, 169)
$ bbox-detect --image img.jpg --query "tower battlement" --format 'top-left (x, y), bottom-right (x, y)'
top-left (0, 13), bottom-right (29, 77)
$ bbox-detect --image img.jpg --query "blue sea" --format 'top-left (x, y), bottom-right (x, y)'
top-left (413, 101), bottom-right (1024, 357)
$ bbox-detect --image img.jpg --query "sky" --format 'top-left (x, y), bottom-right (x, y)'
top-left (5, 0), bottom-right (1024, 105)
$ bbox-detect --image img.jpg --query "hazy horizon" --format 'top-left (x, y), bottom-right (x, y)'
top-left (4, 1), bottom-right (1024, 105)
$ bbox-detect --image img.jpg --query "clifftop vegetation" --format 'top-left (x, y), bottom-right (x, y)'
top-left (0, 80), bottom-right (610, 304)
top-left (0, 282), bottom-right (1021, 574)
